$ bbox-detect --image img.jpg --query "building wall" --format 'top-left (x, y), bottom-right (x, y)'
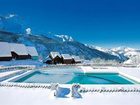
top-left (74, 60), bottom-right (81, 64)
top-left (49, 55), bottom-right (62, 64)
top-left (52, 57), bottom-right (62, 64)
top-left (75, 61), bottom-right (81, 63)
top-left (0, 57), bottom-right (12, 61)
top-left (11, 52), bottom-right (31, 60)
top-left (62, 59), bottom-right (73, 64)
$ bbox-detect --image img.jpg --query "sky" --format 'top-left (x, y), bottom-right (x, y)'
top-left (0, 0), bottom-right (140, 48)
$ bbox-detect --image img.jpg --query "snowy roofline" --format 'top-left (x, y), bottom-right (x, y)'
top-left (10, 43), bottom-right (28, 55)
top-left (61, 54), bottom-right (72, 60)
top-left (72, 55), bottom-right (82, 62)
top-left (27, 46), bottom-right (38, 56)
top-left (50, 52), bottom-right (61, 59)
top-left (0, 41), bottom-right (38, 57)
top-left (0, 42), bottom-right (12, 57)
top-left (49, 52), bottom-right (82, 60)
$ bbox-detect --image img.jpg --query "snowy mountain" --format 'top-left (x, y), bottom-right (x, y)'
top-left (88, 45), bottom-right (140, 63)
top-left (54, 35), bottom-right (74, 42)
top-left (87, 45), bottom-right (128, 61)
top-left (45, 33), bottom-right (74, 42)
top-left (0, 14), bottom-right (133, 62)
top-left (111, 47), bottom-right (140, 58)
top-left (123, 54), bottom-right (140, 65)
top-left (0, 30), bottom-right (122, 61)
top-left (112, 47), bottom-right (140, 65)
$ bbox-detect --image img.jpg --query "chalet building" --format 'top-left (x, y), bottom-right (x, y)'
top-left (72, 55), bottom-right (82, 64)
top-left (26, 46), bottom-right (39, 60)
top-left (0, 42), bottom-right (12, 61)
top-left (10, 43), bottom-right (30, 60)
top-left (61, 54), bottom-right (73, 64)
top-left (49, 52), bottom-right (62, 64)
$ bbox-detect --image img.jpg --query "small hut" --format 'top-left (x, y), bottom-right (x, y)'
top-left (10, 43), bottom-right (30, 60)
top-left (49, 52), bottom-right (62, 64)
top-left (61, 54), bottom-right (73, 64)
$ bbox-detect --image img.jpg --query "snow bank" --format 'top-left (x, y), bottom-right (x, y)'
top-left (0, 60), bottom-right (42, 67)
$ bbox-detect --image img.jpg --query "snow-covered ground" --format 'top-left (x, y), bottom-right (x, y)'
top-left (0, 60), bottom-right (42, 67)
top-left (0, 70), bottom-right (22, 78)
top-left (0, 66), bottom-right (140, 105)
top-left (0, 85), bottom-right (140, 105)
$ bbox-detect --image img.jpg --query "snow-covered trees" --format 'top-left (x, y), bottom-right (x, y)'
top-left (91, 58), bottom-right (120, 65)
top-left (124, 54), bottom-right (140, 65)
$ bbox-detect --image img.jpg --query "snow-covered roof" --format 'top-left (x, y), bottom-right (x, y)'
top-left (72, 55), bottom-right (81, 62)
top-left (27, 46), bottom-right (38, 57)
top-left (10, 43), bottom-right (28, 55)
top-left (50, 52), bottom-right (61, 59)
top-left (61, 54), bottom-right (72, 60)
top-left (0, 42), bottom-right (12, 57)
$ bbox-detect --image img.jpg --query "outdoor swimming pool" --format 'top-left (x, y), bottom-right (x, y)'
top-left (13, 70), bottom-right (137, 84)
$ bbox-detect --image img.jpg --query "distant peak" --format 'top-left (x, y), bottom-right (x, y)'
top-left (54, 34), bottom-right (74, 42)
top-left (111, 46), bottom-right (136, 52)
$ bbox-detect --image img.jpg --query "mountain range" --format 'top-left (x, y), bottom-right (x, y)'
top-left (0, 30), bottom-right (122, 61)
top-left (0, 14), bottom-right (139, 62)
top-left (88, 45), bottom-right (140, 63)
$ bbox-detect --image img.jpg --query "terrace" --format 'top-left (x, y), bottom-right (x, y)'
top-left (0, 65), bottom-right (140, 105)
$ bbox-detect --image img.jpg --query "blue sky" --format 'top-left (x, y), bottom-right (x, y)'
top-left (0, 0), bottom-right (140, 48)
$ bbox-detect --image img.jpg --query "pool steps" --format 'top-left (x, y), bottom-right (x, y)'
top-left (0, 71), bottom-right (26, 82)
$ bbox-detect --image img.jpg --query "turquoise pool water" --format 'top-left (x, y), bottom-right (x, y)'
top-left (14, 71), bottom-right (137, 84)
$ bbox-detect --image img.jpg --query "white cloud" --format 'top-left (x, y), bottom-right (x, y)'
top-left (26, 28), bottom-right (32, 35)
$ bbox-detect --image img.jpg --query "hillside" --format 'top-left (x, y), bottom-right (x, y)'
top-left (0, 30), bottom-right (122, 61)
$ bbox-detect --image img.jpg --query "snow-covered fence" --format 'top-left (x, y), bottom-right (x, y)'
top-left (0, 83), bottom-right (140, 93)
top-left (0, 82), bottom-right (51, 89)
top-left (79, 86), bottom-right (140, 93)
